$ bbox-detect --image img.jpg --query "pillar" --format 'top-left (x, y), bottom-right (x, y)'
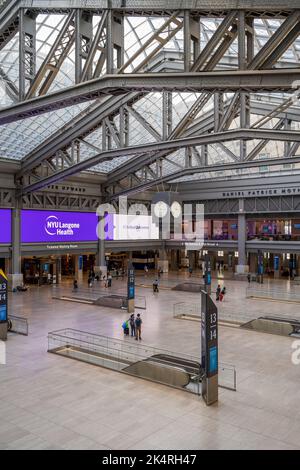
top-left (95, 238), bottom-right (107, 277)
top-left (4, 258), bottom-right (10, 276)
top-left (154, 252), bottom-right (158, 270)
top-left (249, 253), bottom-right (257, 274)
top-left (8, 208), bottom-right (23, 290)
top-left (158, 246), bottom-right (169, 273)
top-left (236, 200), bottom-right (249, 274)
top-left (188, 250), bottom-right (196, 270)
top-left (55, 257), bottom-right (62, 284)
top-left (170, 249), bottom-right (177, 270)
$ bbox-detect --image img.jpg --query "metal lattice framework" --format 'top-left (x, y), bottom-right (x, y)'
top-left (0, 0), bottom-right (299, 200)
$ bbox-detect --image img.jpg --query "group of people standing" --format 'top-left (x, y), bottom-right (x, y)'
top-left (122, 313), bottom-right (143, 341)
top-left (87, 270), bottom-right (112, 288)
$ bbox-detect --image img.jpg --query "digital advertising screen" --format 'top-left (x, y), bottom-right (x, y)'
top-left (21, 210), bottom-right (99, 243)
top-left (0, 209), bottom-right (11, 244)
top-left (110, 214), bottom-right (159, 241)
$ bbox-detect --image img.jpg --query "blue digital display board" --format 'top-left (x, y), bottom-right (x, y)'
top-left (209, 346), bottom-right (218, 374)
top-left (127, 266), bottom-right (135, 300)
top-left (0, 269), bottom-right (8, 323)
top-left (0, 305), bottom-right (7, 322)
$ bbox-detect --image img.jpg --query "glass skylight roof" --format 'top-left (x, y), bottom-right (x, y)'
top-left (0, 12), bottom-right (299, 182)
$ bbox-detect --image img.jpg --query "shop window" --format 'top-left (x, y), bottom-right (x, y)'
top-left (284, 220), bottom-right (291, 235)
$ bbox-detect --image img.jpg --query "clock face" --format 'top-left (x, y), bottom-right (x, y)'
top-left (154, 201), bottom-right (168, 218)
top-left (171, 201), bottom-right (182, 218)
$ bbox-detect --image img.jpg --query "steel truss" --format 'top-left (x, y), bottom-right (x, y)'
top-left (0, 2), bottom-right (300, 199)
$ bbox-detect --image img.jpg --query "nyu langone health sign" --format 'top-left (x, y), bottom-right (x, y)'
top-left (0, 209), bottom-right (11, 244)
top-left (21, 210), bottom-right (98, 243)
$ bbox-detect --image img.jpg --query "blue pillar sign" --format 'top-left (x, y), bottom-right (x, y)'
top-left (0, 269), bottom-right (8, 341)
top-left (204, 254), bottom-right (211, 294)
top-left (257, 250), bottom-right (264, 283)
top-left (201, 290), bottom-right (218, 405)
top-left (127, 264), bottom-right (135, 313)
top-left (127, 266), bottom-right (135, 300)
top-left (0, 269), bottom-right (8, 323)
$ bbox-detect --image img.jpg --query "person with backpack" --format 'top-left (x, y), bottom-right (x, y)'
top-left (129, 314), bottom-right (135, 337)
top-left (122, 319), bottom-right (129, 336)
top-left (135, 314), bottom-right (142, 341)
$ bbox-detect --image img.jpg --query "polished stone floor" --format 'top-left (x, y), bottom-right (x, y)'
top-left (1, 271), bottom-right (300, 450)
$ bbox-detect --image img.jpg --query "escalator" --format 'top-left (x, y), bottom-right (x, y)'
top-left (241, 316), bottom-right (300, 337)
top-left (123, 353), bottom-right (202, 390)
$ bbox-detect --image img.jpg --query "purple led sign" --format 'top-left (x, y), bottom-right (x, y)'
top-left (0, 209), bottom-right (11, 244)
top-left (21, 210), bottom-right (99, 243)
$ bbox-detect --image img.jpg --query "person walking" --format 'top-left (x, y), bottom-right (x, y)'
top-left (247, 273), bottom-right (251, 284)
top-left (188, 265), bottom-right (193, 277)
top-left (73, 279), bottom-right (78, 291)
top-left (153, 278), bottom-right (159, 293)
top-left (107, 272), bottom-right (112, 288)
top-left (135, 313), bottom-right (142, 341)
top-left (129, 314), bottom-right (135, 337)
top-left (216, 284), bottom-right (221, 301)
top-left (220, 286), bottom-right (226, 302)
top-left (88, 274), bottom-right (93, 288)
top-left (144, 264), bottom-right (148, 276)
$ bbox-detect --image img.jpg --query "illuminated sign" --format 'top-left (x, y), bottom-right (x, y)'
top-left (21, 210), bottom-right (98, 243)
top-left (0, 209), bottom-right (11, 244)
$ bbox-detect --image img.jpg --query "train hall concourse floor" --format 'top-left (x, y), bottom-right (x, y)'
top-left (1, 272), bottom-right (300, 450)
top-left (1, 0), bottom-right (300, 456)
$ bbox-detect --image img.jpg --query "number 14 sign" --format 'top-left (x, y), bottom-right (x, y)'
top-left (0, 269), bottom-right (8, 323)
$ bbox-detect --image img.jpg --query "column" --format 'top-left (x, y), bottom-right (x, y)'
top-left (8, 208), bottom-right (23, 290)
top-left (188, 250), bottom-right (196, 270)
top-left (170, 249), bottom-right (177, 271)
top-left (249, 252), bottom-right (257, 274)
top-left (55, 257), bottom-right (62, 284)
top-left (158, 246), bottom-right (169, 273)
top-left (95, 238), bottom-right (107, 277)
top-left (236, 200), bottom-right (249, 274)
top-left (154, 252), bottom-right (158, 271)
top-left (4, 258), bottom-right (10, 276)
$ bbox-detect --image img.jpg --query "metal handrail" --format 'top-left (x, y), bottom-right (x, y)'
top-left (8, 314), bottom-right (28, 336)
top-left (48, 328), bottom-right (200, 363)
top-left (48, 328), bottom-right (236, 391)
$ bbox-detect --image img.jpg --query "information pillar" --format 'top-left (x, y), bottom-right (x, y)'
top-left (0, 269), bottom-right (8, 341)
top-left (201, 290), bottom-right (218, 405)
top-left (257, 250), bottom-right (264, 284)
top-left (127, 263), bottom-right (135, 313)
top-left (204, 254), bottom-right (211, 294)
